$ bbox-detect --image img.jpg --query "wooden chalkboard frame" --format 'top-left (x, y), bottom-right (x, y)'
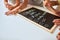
top-left (18, 5), bottom-right (60, 33)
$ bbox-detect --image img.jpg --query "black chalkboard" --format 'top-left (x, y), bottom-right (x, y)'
top-left (19, 7), bottom-right (60, 30)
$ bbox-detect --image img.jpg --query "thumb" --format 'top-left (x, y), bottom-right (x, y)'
top-left (53, 19), bottom-right (60, 26)
top-left (53, 19), bottom-right (60, 23)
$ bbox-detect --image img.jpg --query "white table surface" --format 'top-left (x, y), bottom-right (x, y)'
top-left (0, 0), bottom-right (60, 40)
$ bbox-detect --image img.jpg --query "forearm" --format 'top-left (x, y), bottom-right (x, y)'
top-left (5, 0), bottom-right (28, 15)
top-left (11, 0), bottom-right (28, 12)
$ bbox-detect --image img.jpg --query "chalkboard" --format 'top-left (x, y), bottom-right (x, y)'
top-left (19, 7), bottom-right (60, 33)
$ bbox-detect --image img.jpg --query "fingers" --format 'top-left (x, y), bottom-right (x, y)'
top-left (53, 19), bottom-right (60, 23)
top-left (4, 4), bottom-right (13, 10)
top-left (6, 4), bottom-right (14, 10)
top-left (5, 9), bottom-right (18, 16)
top-left (53, 19), bottom-right (60, 26)
top-left (5, 11), bottom-right (12, 16)
top-left (4, 0), bottom-right (12, 7)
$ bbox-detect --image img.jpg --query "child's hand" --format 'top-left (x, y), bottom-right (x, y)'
top-left (5, 11), bottom-right (16, 16)
top-left (5, 3), bottom-right (14, 10)
top-left (5, 9), bottom-right (18, 16)
top-left (43, 0), bottom-right (52, 7)
top-left (53, 19), bottom-right (60, 26)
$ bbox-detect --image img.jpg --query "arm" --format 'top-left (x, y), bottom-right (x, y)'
top-left (43, 0), bottom-right (60, 16)
top-left (45, 4), bottom-right (56, 14)
top-left (10, 0), bottom-right (28, 13)
top-left (6, 0), bottom-right (28, 15)
top-left (4, 0), bottom-right (20, 10)
top-left (43, 0), bottom-right (55, 13)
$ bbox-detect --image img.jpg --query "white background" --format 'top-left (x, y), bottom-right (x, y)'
top-left (0, 0), bottom-right (60, 40)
